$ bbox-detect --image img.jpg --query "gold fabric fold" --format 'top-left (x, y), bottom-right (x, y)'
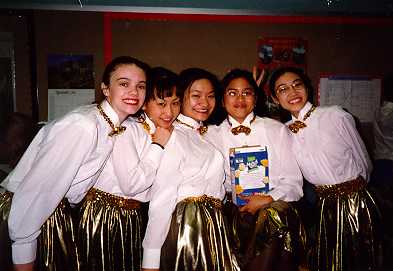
top-left (0, 192), bottom-right (78, 271)
top-left (160, 195), bottom-right (239, 271)
top-left (225, 200), bottom-right (307, 271)
top-left (37, 198), bottom-right (80, 271)
top-left (0, 191), bottom-right (13, 271)
top-left (78, 188), bottom-right (142, 271)
top-left (313, 177), bottom-right (382, 271)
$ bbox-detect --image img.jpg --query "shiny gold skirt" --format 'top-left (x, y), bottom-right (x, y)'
top-left (313, 177), bottom-right (382, 271)
top-left (225, 200), bottom-right (307, 271)
top-left (0, 191), bottom-right (13, 271)
top-left (160, 195), bottom-right (239, 271)
top-left (0, 191), bottom-right (79, 271)
top-left (77, 188), bottom-right (142, 271)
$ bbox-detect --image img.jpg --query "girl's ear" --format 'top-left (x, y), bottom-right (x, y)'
top-left (101, 82), bottom-right (109, 97)
top-left (271, 95), bottom-right (280, 105)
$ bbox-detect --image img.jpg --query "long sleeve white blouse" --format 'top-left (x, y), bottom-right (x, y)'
top-left (142, 113), bottom-right (226, 269)
top-left (205, 112), bottom-right (303, 202)
top-left (3, 100), bottom-right (118, 264)
top-left (288, 102), bottom-right (372, 186)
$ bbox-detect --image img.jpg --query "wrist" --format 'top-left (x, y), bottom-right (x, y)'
top-left (151, 142), bottom-right (164, 149)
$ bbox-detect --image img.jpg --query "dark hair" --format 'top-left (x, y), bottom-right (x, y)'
top-left (178, 68), bottom-right (222, 125)
top-left (102, 56), bottom-right (150, 86)
top-left (0, 112), bottom-right (38, 168)
top-left (145, 67), bottom-right (180, 103)
top-left (219, 69), bottom-right (268, 123)
top-left (268, 66), bottom-right (314, 100)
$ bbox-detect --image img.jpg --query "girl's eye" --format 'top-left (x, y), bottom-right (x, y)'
top-left (208, 94), bottom-right (215, 99)
top-left (173, 101), bottom-right (180, 106)
top-left (191, 95), bottom-right (200, 98)
top-left (137, 85), bottom-right (146, 90)
top-left (120, 82), bottom-right (128, 87)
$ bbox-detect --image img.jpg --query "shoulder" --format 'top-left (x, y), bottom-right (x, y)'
top-left (255, 116), bottom-right (287, 131)
top-left (47, 104), bottom-right (100, 137)
top-left (318, 105), bottom-right (353, 122)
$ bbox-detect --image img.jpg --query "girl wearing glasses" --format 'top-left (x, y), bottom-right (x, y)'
top-left (205, 69), bottom-right (306, 271)
top-left (269, 66), bottom-right (381, 271)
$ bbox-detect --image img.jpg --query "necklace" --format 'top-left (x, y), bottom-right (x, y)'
top-left (137, 115), bottom-right (151, 135)
top-left (288, 105), bottom-right (316, 133)
top-left (175, 119), bottom-right (208, 135)
top-left (97, 104), bottom-right (126, 137)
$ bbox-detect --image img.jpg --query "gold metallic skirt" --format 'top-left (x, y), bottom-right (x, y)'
top-left (160, 195), bottom-right (240, 271)
top-left (313, 177), bottom-right (382, 271)
top-left (78, 188), bottom-right (142, 271)
top-left (0, 191), bottom-right (79, 271)
top-left (225, 200), bottom-right (307, 271)
top-left (0, 191), bottom-right (13, 271)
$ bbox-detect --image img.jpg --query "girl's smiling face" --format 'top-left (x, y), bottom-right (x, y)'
top-left (272, 72), bottom-right (308, 118)
top-left (181, 79), bottom-right (216, 122)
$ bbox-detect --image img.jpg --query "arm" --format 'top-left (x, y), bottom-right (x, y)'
top-left (142, 151), bottom-right (182, 269)
top-left (337, 110), bottom-right (372, 181)
top-left (112, 122), bottom-right (167, 195)
top-left (267, 124), bottom-right (303, 202)
top-left (9, 121), bottom-right (97, 265)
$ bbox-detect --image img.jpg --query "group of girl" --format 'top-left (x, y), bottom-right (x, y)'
top-left (0, 56), bottom-right (381, 271)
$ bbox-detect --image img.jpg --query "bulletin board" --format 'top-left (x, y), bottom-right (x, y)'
top-left (318, 75), bottom-right (382, 123)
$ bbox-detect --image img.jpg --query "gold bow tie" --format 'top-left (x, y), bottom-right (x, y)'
top-left (231, 125), bottom-right (251, 135)
top-left (197, 125), bottom-right (208, 135)
top-left (108, 126), bottom-right (126, 137)
top-left (288, 120), bottom-right (307, 133)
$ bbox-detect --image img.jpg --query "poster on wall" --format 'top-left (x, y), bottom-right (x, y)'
top-left (47, 54), bottom-right (95, 121)
top-left (319, 75), bottom-right (381, 123)
top-left (257, 37), bottom-right (307, 73)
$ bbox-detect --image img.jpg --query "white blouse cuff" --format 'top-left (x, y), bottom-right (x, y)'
top-left (147, 144), bottom-right (165, 168)
top-left (12, 240), bottom-right (37, 264)
top-left (142, 248), bottom-right (161, 268)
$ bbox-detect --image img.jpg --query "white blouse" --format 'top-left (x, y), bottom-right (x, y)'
top-left (93, 115), bottom-right (164, 202)
top-left (205, 112), bottom-right (303, 202)
top-left (142, 113), bottom-right (226, 269)
top-left (288, 102), bottom-right (372, 186)
top-left (3, 100), bottom-right (119, 264)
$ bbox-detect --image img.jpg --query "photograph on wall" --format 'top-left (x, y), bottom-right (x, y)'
top-left (48, 54), bottom-right (94, 89)
top-left (47, 54), bottom-right (95, 121)
top-left (257, 37), bottom-right (307, 72)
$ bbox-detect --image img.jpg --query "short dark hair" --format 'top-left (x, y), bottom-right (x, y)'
top-left (268, 66), bottom-right (313, 100)
top-left (145, 67), bottom-right (180, 103)
top-left (102, 56), bottom-right (150, 86)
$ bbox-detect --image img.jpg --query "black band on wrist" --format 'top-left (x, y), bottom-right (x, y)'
top-left (151, 142), bottom-right (164, 149)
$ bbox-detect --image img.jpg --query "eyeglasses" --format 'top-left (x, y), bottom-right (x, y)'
top-left (275, 80), bottom-right (305, 96)
top-left (225, 88), bottom-right (255, 98)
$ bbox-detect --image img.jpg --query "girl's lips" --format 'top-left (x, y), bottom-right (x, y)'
top-left (194, 108), bottom-right (209, 113)
top-left (123, 98), bottom-right (138, 105)
top-left (288, 97), bottom-right (302, 104)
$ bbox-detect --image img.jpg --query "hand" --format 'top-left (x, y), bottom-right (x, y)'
top-left (252, 66), bottom-right (266, 88)
top-left (239, 194), bottom-right (273, 215)
top-left (13, 262), bottom-right (35, 271)
top-left (151, 126), bottom-right (172, 147)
